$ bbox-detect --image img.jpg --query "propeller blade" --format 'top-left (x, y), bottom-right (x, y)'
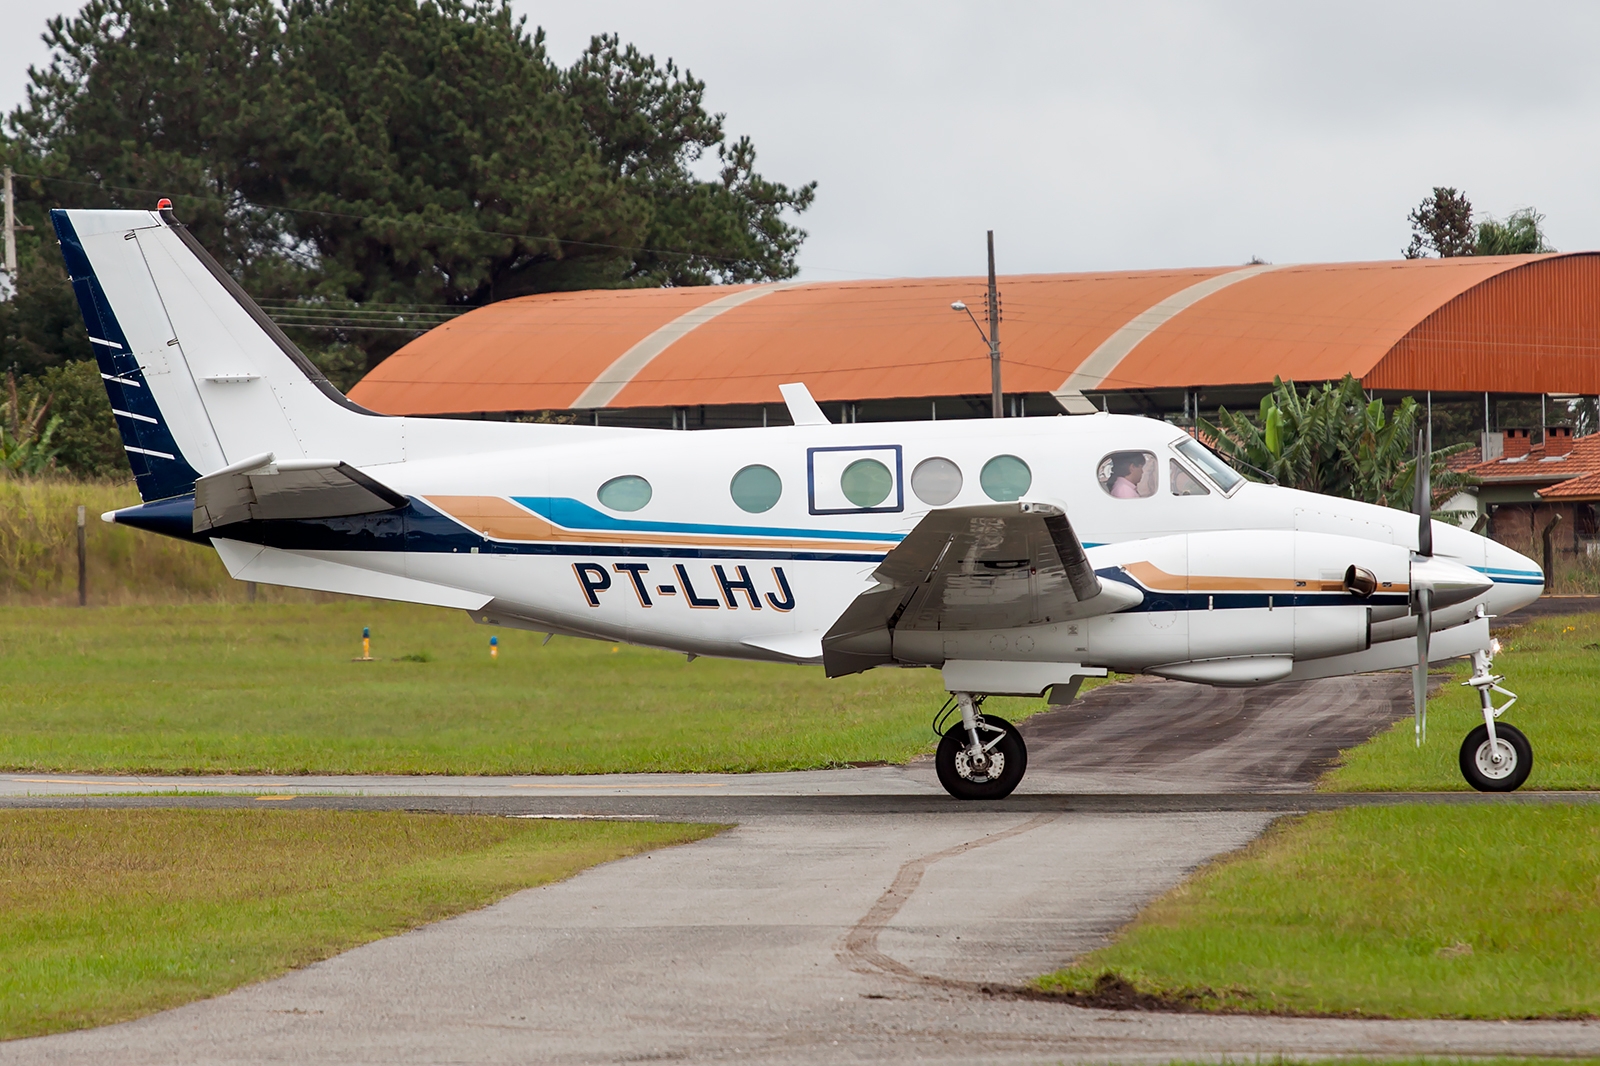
top-left (1413, 586), bottom-right (1432, 747)
top-left (1415, 424), bottom-right (1433, 557)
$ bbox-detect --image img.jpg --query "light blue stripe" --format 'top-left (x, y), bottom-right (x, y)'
top-left (512, 496), bottom-right (905, 543)
top-left (1472, 565), bottom-right (1544, 585)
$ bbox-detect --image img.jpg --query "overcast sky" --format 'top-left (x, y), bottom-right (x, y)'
top-left (4, 1), bottom-right (1597, 280)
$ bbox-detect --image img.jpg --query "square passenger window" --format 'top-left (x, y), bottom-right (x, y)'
top-left (808, 445), bottom-right (904, 514)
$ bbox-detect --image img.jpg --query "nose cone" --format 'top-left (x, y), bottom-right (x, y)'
top-left (1412, 555), bottom-right (1495, 609)
top-left (1482, 541), bottom-right (1544, 614)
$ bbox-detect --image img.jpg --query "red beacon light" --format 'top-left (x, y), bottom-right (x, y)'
top-left (156, 198), bottom-right (172, 211)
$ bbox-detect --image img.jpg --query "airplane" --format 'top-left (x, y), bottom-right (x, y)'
top-left (53, 203), bottom-right (1544, 799)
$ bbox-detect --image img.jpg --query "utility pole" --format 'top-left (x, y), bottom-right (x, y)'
top-left (3, 167), bottom-right (15, 276)
top-left (985, 230), bottom-right (1002, 418)
top-left (948, 231), bottom-right (1004, 414)
top-left (2, 167), bottom-right (34, 299)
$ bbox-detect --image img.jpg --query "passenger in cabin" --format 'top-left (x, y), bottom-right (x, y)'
top-left (1108, 453), bottom-right (1146, 498)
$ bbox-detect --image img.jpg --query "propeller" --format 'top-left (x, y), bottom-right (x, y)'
top-left (1413, 421), bottom-right (1432, 746)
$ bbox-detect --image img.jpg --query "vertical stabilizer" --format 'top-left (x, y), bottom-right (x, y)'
top-left (54, 209), bottom-right (208, 501)
top-left (53, 207), bottom-right (400, 503)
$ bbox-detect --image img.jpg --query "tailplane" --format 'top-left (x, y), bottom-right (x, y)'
top-left (53, 205), bottom-right (397, 502)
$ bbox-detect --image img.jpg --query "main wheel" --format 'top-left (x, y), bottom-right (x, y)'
top-left (1459, 722), bottom-right (1532, 792)
top-left (935, 713), bottom-right (1027, 800)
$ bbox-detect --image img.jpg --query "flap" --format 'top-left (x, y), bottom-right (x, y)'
top-left (194, 453), bottom-right (406, 531)
top-left (821, 502), bottom-right (1140, 677)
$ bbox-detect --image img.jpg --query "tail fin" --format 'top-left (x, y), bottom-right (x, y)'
top-left (53, 206), bottom-right (394, 502)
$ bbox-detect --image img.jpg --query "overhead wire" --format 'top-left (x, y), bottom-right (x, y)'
top-left (8, 170), bottom-right (894, 279)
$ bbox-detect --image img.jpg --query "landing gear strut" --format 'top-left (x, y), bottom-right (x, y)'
top-left (935, 692), bottom-right (1027, 800)
top-left (1458, 646), bottom-right (1531, 792)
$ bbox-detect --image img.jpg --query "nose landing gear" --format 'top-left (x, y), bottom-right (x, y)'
top-left (1458, 647), bottom-right (1531, 792)
top-left (935, 692), bottom-right (1027, 800)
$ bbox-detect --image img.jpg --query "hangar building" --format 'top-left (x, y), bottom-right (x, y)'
top-left (348, 251), bottom-right (1600, 577)
top-left (351, 252), bottom-right (1600, 426)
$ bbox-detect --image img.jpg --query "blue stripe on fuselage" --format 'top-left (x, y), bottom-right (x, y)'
top-left (511, 496), bottom-right (904, 543)
top-left (125, 495), bottom-right (889, 562)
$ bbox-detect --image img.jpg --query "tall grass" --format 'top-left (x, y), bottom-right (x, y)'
top-left (0, 477), bottom-right (251, 605)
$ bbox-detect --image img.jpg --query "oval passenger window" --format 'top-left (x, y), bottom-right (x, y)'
top-left (979, 454), bottom-right (1031, 501)
top-left (730, 464), bottom-right (782, 513)
top-left (840, 458), bottom-right (893, 508)
top-left (1097, 451), bottom-right (1159, 498)
top-left (597, 474), bottom-right (652, 512)
top-left (911, 456), bottom-right (962, 506)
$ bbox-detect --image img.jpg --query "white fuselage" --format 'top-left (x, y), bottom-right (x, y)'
top-left (215, 412), bottom-right (1540, 679)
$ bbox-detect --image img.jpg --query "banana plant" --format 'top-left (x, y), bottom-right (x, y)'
top-left (1198, 376), bottom-right (1474, 507)
top-left (0, 371), bottom-right (64, 478)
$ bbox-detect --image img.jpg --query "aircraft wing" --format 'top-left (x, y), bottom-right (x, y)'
top-left (821, 501), bottom-right (1138, 677)
top-left (193, 451), bottom-right (406, 531)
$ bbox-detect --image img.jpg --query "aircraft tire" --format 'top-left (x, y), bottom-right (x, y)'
top-left (936, 713), bottom-right (1027, 800)
top-left (1459, 722), bottom-right (1532, 792)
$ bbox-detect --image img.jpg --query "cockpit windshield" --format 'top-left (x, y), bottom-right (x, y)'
top-left (1175, 438), bottom-right (1244, 494)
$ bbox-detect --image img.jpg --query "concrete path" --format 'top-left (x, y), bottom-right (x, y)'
top-left (5, 673), bottom-right (1598, 1063)
top-left (6, 809), bottom-right (1597, 1064)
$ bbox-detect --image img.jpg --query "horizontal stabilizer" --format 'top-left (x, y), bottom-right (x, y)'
top-left (193, 452), bottom-right (406, 531)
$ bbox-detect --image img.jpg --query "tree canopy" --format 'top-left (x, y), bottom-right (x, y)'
top-left (1404, 187), bottom-right (1553, 259)
top-left (2, 0), bottom-right (816, 377)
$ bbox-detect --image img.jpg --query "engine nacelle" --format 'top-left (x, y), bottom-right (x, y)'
top-left (1090, 529), bottom-right (1413, 673)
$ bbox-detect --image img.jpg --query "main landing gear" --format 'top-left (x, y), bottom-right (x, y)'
top-left (1458, 646), bottom-right (1531, 792)
top-left (935, 693), bottom-right (1027, 800)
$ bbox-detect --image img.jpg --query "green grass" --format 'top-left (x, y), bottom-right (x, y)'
top-left (1160, 1061), bottom-right (1600, 1066)
top-left (0, 808), bottom-right (718, 1040)
top-left (1034, 805), bottom-right (1600, 1018)
top-left (0, 478), bottom-right (255, 605)
top-left (1323, 612), bottom-right (1600, 791)
top-left (0, 599), bottom-right (1056, 775)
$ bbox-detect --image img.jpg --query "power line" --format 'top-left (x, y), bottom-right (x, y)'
top-left (9, 170), bottom-right (840, 272)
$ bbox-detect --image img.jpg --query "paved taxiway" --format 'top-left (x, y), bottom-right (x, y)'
top-left (4, 674), bottom-right (1598, 1064)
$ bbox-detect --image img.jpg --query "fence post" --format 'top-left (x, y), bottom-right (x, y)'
top-left (76, 505), bottom-right (87, 607)
top-left (1542, 513), bottom-right (1564, 594)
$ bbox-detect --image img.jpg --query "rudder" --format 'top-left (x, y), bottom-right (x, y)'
top-left (53, 206), bottom-right (395, 504)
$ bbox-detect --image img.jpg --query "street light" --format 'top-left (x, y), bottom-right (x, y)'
top-left (949, 230), bottom-right (1003, 417)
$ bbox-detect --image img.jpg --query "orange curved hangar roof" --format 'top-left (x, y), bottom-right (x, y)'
top-left (349, 253), bottom-right (1600, 415)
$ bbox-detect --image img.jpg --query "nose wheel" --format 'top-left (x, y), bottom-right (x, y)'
top-left (1457, 646), bottom-right (1532, 792)
top-left (935, 693), bottom-right (1027, 800)
top-left (1459, 722), bottom-right (1531, 792)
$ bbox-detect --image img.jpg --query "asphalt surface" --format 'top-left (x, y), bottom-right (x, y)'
top-left (5, 673), bottom-right (1598, 1063)
top-left (1499, 593), bottom-right (1600, 623)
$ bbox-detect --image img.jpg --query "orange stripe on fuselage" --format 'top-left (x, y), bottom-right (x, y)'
top-left (1121, 560), bottom-right (1409, 594)
top-left (423, 495), bottom-right (888, 553)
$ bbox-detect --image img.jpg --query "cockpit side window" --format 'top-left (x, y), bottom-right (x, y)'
top-left (1097, 450), bottom-right (1159, 498)
top-left (1170, 459), bottom-right (1210, 496)
top-left (1174, 438), bottom-right (1244, 494)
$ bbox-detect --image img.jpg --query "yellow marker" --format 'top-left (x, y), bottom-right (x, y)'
top-left (490, 635), bottom-right (499, 660)
top-left (611, 645), bottom-right (619, 653)
top-left (354, 625), bottom-right (374, 662)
